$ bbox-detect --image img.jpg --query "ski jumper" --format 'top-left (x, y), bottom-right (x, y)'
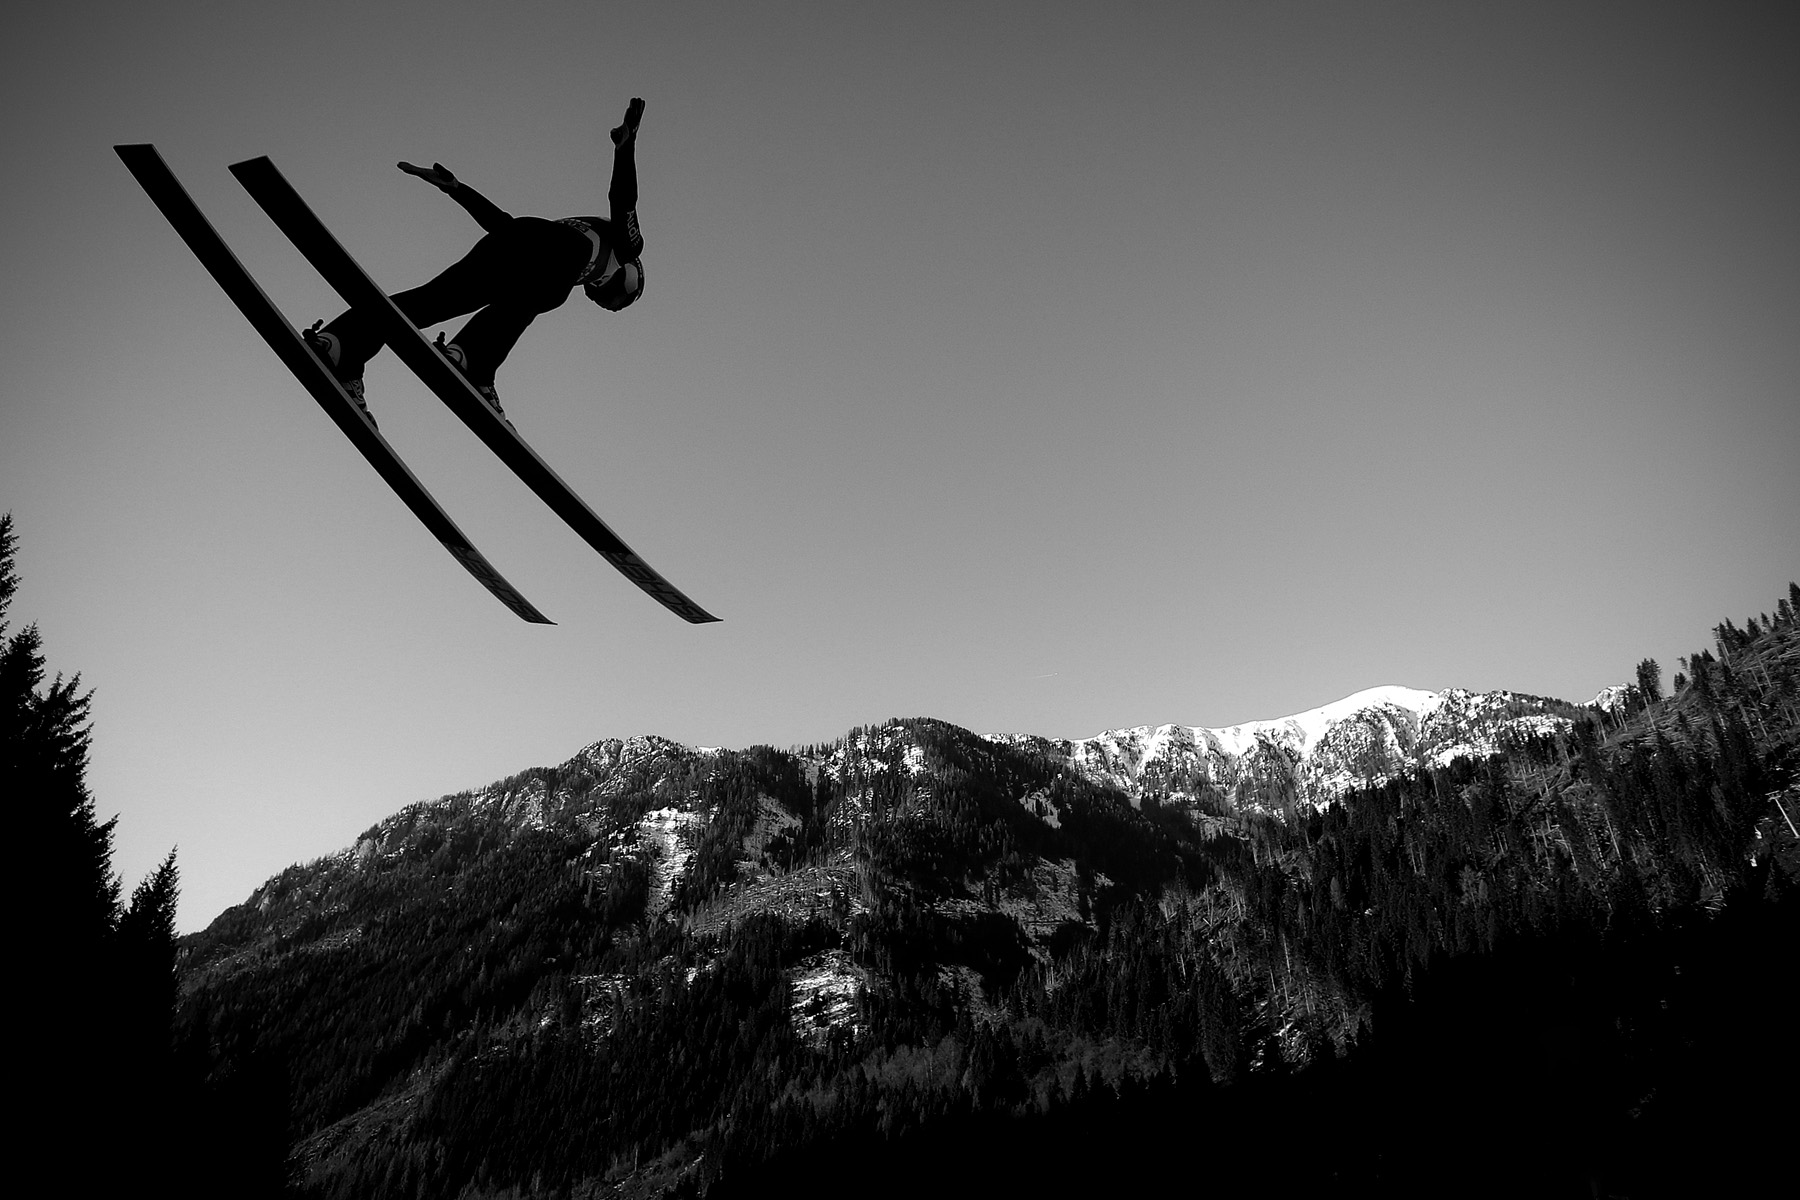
top-left (318, 136), bottom-right (644, 388)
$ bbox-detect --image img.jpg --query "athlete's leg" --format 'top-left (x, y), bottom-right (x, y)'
top-left (443, 304), bottom-right (539, 386)
top-left (314, 238), bottom-right (505, 375)
top-left (441, 219), bottom-right (584, 384)
top-left (311, 216), bottom-right (576, 419)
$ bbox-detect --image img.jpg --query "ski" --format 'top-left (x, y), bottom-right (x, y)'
top-left (115, 144), bottom-right (552, 625)
top-left (227, 156), bottom-right (720, 625)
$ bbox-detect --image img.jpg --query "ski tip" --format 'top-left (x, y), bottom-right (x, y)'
top-left (114, 143), bottom-right (161, 170)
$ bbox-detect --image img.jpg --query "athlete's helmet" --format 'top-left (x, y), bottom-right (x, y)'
top-left (585, 256), bottom-right (644, 311)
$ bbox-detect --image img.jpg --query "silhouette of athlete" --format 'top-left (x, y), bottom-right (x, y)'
top-left (305, 97), bottom-right (647, 427)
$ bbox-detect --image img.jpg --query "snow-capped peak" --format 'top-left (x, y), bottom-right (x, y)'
top-left (1077, 685), bottom-right (1439, 768)
top-left (1201, 685), bottom-right (1441, 759)
top-left (1063, 685), bottom-right (1570, 812)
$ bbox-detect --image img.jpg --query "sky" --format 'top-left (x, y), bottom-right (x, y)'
top-left (3, 2), bottom-right (1795, 930)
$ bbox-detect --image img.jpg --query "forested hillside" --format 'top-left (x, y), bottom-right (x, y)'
top-left (176, 586), bottom-right (1800, 1198)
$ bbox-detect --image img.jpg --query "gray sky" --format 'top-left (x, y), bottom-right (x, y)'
top-left (3, 2), bottom-right (1795, 930)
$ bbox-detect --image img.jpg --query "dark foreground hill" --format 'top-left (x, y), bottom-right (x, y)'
top-left (177, 588), bottom-right (1800, 1198)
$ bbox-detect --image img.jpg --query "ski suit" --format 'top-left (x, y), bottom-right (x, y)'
top-left (320, 137), bottom-right (643, 386)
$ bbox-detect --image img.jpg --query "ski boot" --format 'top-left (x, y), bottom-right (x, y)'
top-left (303, 322), bottom-right (375, 428)
top-left (437, 335), bottom-right (512, 429)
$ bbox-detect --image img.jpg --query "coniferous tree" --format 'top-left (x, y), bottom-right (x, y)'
top-left (120, 850), bottom-right (182, 1062)
top-left (4, 515), bottom-right (119, 964)
top-left (5, 513), bottom-right (124, 1164)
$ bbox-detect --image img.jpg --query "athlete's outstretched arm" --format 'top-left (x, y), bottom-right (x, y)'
top-left (608, 98), bottom-right (643, 253)
top-left (398, 161), bottom-right (513, 234)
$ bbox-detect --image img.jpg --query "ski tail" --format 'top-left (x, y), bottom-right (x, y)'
top-left (227, 155), bottom-right (719, 625)
top-left (115, 144), bottom-right (553, 625)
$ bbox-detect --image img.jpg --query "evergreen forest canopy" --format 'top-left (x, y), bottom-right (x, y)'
top-left (16, 502), bottom-right (1798, 1196)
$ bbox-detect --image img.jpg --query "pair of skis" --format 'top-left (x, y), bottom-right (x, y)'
top-left (115, 144), bottom-right (717, 625)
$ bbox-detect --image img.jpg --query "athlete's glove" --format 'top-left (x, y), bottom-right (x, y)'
top-left (611, 97), bottom-right (644, 147)
top-left (398, 161), bottom-right (459, 192)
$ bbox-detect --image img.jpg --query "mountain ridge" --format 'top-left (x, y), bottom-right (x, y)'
top-left (321, 681), bottom-right (1596, 874)
top-left (218, 682), bottom-right (1592, 953)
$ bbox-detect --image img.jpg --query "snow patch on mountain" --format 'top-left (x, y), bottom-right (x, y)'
top-left (638, 806), bottom-right (702, 921)
top-left (788, 950), bottom-right (865, 1046)
top-left (1590, 684), bottom-right (1633, 713)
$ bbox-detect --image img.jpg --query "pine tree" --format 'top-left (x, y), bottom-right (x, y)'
top-left (4, 516), bottom-right (119, 958)
top-left (5, 513), bottom-right (126, 1170)
top-left (120, 849), bottom-right (182, 1058)
top-left (6, 512), bottom-right (119, 1016)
